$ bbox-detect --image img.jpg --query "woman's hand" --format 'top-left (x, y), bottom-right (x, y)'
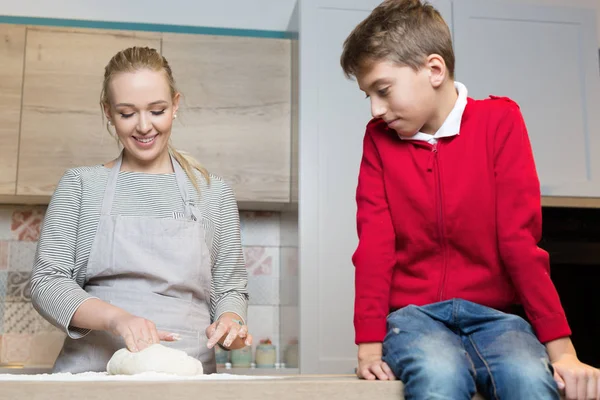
top-left (205, 312), bottom-right (252, 350)
top-left (108, 311), bottom-right (179, 352)
top-left (71, 298), bottom-right (178, 352)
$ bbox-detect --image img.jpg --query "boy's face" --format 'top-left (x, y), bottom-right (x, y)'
top-left (357, 58), bottom-right (438, 137)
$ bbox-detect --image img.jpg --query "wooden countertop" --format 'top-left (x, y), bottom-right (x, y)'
top-left (0, 374), bottom-right (485, 400)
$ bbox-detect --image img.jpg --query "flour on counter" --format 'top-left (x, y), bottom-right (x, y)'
top-left (0, 371), bottom-right (283, 381)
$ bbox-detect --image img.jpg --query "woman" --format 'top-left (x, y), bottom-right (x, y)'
top-left (30, 46), bottom-right (251, 374)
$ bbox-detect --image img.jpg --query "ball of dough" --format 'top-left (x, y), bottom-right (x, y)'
top-left (106, 344), bottom-right (204, 376)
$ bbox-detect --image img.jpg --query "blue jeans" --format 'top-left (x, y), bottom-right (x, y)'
top-left (382, 299), bottom-right (559, 400)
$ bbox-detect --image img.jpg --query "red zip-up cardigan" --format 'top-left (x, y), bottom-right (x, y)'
top-left (352, 95), bottom-right (571, 345)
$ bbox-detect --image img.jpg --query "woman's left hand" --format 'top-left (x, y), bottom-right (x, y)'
top-left (206, 312), bottom-right (252, 350)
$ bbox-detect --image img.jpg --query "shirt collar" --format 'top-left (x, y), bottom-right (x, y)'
top-left (400, 81), bottom-right (468, 144)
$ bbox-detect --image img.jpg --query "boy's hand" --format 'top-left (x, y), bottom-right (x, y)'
top-left (552, 354), bottom-right (600, 400)
top-left (546, 337), bottom-right (600, 399)
top-left (357, 342), bottom-right (396, 380)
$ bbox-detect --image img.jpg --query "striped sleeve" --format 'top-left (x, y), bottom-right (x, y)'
top-left (30, 169), bottom-right (97, 339)
top-left (209, 180), bottom-right (249, 324)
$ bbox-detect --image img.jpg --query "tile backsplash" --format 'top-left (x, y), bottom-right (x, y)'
top-left (0, 206), bottom-right (298, 368)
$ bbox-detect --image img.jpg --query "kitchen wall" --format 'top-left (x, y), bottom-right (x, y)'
top-left (0, 205), bottom-right (298, 367)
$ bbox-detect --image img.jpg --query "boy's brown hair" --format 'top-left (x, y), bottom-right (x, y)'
top-left (340, 0), bottom-right (455, 79)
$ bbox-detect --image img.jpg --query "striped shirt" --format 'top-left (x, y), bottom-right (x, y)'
top-left (30, 165), bottom-right (248, 339)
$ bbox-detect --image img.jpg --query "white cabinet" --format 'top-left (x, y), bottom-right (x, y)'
top-left (297, 0), bottom-right (599, 373)
top-left (453, 0), bottom-right (600, 197)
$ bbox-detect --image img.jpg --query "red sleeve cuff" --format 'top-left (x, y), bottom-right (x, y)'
top-left (355, 317), bottom-right (387, 344)
top-left (530, 313), bottom-right (572, 344)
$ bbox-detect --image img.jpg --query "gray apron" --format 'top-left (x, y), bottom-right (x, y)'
top-left (53, 153), bottom-right (216, 374)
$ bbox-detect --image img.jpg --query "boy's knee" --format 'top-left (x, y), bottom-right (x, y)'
top-left (493, 358), bottom-right (559, 399)
top-left (419, 358), bottom-right (471, 383)
top-left (404, 360), bottom-right (474, 399)
top-left (390, 350), bottom-right (475, 399)
top-left (507, 359), bottom-right (553, 385)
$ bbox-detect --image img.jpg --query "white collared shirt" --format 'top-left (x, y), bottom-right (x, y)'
top-left (400, 81), bottom-right (468, 145)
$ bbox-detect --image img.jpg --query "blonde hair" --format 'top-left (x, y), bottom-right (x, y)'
top-left (100, 46), bottom-right (210, 193)
top-left (340, 0), bottom-right (454, 79)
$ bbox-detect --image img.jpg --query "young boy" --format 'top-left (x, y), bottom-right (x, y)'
top-left (341, 0), bottom-right (599, 399)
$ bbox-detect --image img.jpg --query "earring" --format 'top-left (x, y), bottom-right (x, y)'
top-left (108, 120), bottom-right (113, 126)
top-left (173, 114), bottom-right (177, 119)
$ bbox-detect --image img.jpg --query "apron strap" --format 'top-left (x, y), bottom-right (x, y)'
top-left (170, 151), bottom-right (197, 221)
top-left (100, 152), bottom-right (123, 216)
top-left (100, 151), bottom-right (195, 219)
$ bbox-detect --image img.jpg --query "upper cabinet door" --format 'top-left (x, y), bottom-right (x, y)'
top-left (17, 27), bottom-right (161, 196)
top-left (453, 0), bottom-right (600, 197)
top-left (0, 25), bottom-right (25, 195)
top-left (162, 33), bottom-right (292, 204)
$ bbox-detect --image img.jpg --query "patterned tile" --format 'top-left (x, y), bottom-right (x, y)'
top-left (0, 333), bottom-right (32, 365)
top-left (8, 241), bottom-right (37, 271)
top-left (279, 305), bottom-right (298, 338)
top-left (0, 271), bottom-right (5, 334)
top-left (279, 210), bottom-right (298, 247)
top-left (244, 246), bottom-right (278, 276)
top-left (246, 247), bottom-right (279, 305)
top-left (248, 275), bottom-right (280, 306)
top-left (0, 207), bottom-right (14, 240)
top-left (11, 208), bottom-right (45, 241)
top-left (6, 272), bottom-right (31, 302)
top-left (3, 301), bottom-right (39, 334)
top-left (27, 331), bottom-right (66, 367)
top-left (280, 280), bottom-right (298, 307)
top-left (0, 241), bottom-right (8, 270)
top-left (279, 305), bottom-right (299, 365)
top-left (280, 247), bottom-right (298, 306)
top-left (35, 313), bottom-right (60, 333)
top-left (281, 247), bottom-right (298, 277)
top-left (239, 211), bottom-right (280, 246)
top-left (0, 271), bottom-right (7, 302)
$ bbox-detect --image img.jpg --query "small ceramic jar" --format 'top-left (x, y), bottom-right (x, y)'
top-left (230, 346), bottom-right (253, 368)
top-left (255, 339), bottom-right (277, 368)
top-left (284, 340), bottom-right (298, 368)
top-left (215, 345), bottom-right (229, 367)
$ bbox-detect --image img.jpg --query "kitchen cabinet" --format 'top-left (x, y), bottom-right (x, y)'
top-left (162, 33), bottom-right (292, 203)
top-left (0, 24), bottom-right (25, 195)
top-left (0, 24), bottom-right (293, 208)
top-left (296, 0), bottom-right (599, 374)
top-left (453, 0), bottom-right (600, 197)
top-left (17, 27), bottom-right (161, 196)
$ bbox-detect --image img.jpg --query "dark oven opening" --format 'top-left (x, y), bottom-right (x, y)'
top-left (541, 206), bottom-right (600, 367)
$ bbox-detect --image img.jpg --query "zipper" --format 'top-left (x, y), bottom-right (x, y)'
top-left (427, 144), bottom-right (436, 171)
top-left (432, 142), bottom-right (448, 301)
